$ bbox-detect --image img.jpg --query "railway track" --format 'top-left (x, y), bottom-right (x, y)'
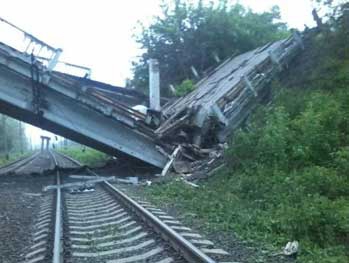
top-left (0, 152), bottom-right (40, 175)
top-left (2, 151), bottom-right (233, 263)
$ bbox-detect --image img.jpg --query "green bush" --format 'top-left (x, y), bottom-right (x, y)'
top-left (175, 79), bottom-right (195, 96)
top-left (332, 147), bottom-right (349, 175)
top-left (58, 147), bottom-right (109, 167)
top-left (0, 151), bottom-right (32, 167)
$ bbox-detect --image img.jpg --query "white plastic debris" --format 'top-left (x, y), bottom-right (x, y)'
top-left (145, 180), bottom-right (152, 186)
top-left (283, 241), bottom-right (299, 256)
top-left (182, 178), bottom-right (199, 188)
top-left (132, 105), bottom-right (148, 115)
top-left (131, 105), bottom-right (148, 121)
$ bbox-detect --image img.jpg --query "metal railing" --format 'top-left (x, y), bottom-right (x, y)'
top-left (0, 16), bottom-right (61, 70)
top-left (0, 16), bottom-right (91, 77)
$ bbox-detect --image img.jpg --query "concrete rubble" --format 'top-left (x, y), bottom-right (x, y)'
top-left (153, 32), bottom-right (303, 179)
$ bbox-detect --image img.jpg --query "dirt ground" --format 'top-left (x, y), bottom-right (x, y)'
top-left (0, 173), bottom-right (53, 263)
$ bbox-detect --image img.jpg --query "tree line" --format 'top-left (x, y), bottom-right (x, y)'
top-left (0, 114), bottom-right (28, 159)
top-left (129, 0), bottom-right (289, 97)
top-left (129, 0), bottom-right (347, 97)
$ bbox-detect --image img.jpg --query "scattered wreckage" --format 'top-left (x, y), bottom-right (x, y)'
top-left (150, 32), bottom-right (304, 179)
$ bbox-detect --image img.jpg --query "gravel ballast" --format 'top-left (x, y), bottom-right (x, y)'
top-left (0, 173), bottom-right (53, 263)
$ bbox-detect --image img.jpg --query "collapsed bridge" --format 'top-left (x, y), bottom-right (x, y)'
top-left (0, 17), bottom-right (303, 169)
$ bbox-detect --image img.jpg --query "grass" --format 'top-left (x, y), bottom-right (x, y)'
top-left (0, 151), bottom-right (33, 167)
top-left (144, 25), bottom-right (349, 262)
top-left (57, 147), bottom-right (109, 167)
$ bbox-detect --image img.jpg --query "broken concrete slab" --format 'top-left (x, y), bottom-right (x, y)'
top-left (156, 33), bottom-right (303, 148)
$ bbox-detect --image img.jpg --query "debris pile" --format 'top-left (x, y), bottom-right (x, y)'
top-left (155, 32), bottom-right (304, 179)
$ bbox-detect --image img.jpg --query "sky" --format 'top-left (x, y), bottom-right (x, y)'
top-left (0, 0), bottom-right (317, 146)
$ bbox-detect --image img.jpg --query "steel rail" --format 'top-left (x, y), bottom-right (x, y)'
top-left (103, 181), bottom-right (217, 263)
top-left (51, 150), bottom-right (83, 167)
top-left (50, 152), bottom-right (216, 262)
top-left (0, 151), bottom-right (40, 171)
top-left (50, 151), bottom-right (62, 263)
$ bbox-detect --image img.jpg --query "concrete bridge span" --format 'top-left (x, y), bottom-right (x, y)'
top-left (0, 42), bottom-right (168, 168)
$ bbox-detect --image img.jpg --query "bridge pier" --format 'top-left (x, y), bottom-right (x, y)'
top-left (40, 136), bottom-right (51, 152)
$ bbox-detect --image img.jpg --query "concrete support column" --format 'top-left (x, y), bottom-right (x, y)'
top-left (40, 136), bottom-right (51, 152)
top-left (148, 59), bottom-right (160, 111)
top-left (46, 138), bottom-right (50, 151)
top-left (40, 136), bottom-right (45, 153)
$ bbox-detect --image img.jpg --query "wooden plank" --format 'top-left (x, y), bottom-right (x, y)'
top-left (43, 176), bottom-right (116, 191)
top-left (160, 146), bottom-right (181, 177)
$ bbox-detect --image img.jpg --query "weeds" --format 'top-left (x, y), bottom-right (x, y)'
top-left (58, 147), bottom-right (109, 167)
top-left (0, 151), bottom-right (32, 167)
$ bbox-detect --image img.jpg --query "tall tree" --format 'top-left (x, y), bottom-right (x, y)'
top-left (0, 114), bottom-right (28, 156)
top-left (130, 0), bottom-right (289, 96)
top-left (312, 0), bottom-right (348, 20)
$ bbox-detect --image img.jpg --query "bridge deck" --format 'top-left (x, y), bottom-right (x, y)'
top-left (0, 42), bottom-right (168, 168)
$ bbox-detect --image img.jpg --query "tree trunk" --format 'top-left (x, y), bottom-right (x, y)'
top-left (2, 115), bottom-right (8, 159)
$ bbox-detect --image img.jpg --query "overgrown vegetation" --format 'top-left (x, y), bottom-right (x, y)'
top-left (0, 114), bottom-right (28, 158)
top-left (0, 151), bottom-right (32, 167)
top-left (145, 8), bottom-right (349, 263)
top-left (58, 147), bottom-right (109, 167)
top-left (174, 79), bottom-right (195, 96)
